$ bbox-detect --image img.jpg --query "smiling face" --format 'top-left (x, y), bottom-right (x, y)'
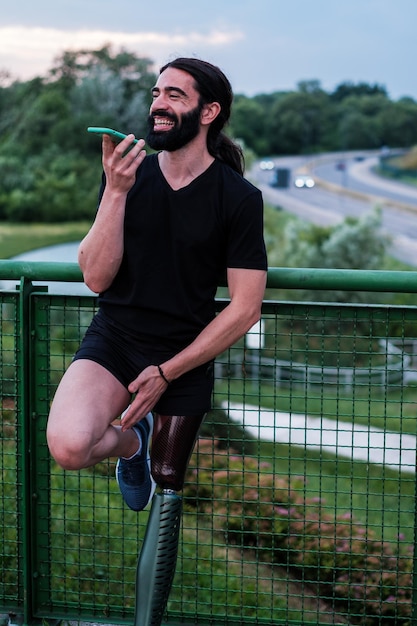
top-left (146, 67), bottom-right (204, 152)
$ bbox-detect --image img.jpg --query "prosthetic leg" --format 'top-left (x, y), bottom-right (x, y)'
top-left (134, 414), bottom-right (205, 626)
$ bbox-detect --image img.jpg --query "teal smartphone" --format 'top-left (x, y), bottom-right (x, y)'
top-left (87, 126), bottom-right (139, 145)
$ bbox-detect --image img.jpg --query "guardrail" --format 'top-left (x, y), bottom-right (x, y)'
top-left (3, 259), bottom-right (417, 290)
top-left (2, 262), bottom-right (417, 626)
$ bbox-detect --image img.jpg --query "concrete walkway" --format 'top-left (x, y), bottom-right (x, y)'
top-left (224, 402), bottom-right (416, 474)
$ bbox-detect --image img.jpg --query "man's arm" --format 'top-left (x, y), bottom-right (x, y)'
top-left (78, 134), bottom-right (146, 294)
top-left (121, 267), bottom-right (267, 429)
top-left (162, 267), bottom-right (267, 379)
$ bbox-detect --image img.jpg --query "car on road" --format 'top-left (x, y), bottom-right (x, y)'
top-left (294, 174), bottom-right (315, 189)
top-left (259, 160), bottom-right (275, 170)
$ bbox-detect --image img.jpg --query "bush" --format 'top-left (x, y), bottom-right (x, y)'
top-left (1, 148), bottom-right (100, 222)
top-left (185, 440), bottom-right (413, 624)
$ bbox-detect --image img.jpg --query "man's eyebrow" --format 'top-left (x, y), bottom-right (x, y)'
top-left (151, 85), bottom-right (189, 98)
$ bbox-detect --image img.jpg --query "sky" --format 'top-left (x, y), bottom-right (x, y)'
top-left (1, 0), bottom-right (416, 100)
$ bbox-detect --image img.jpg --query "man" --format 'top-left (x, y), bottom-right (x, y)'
top-left (47, 57), bottom-right (267, 511)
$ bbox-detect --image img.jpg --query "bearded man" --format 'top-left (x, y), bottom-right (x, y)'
top-left (47, 57), bottom-right (267, 512)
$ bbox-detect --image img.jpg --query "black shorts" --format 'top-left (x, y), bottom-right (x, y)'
top-left (73, 310), bottom-right (214, 415)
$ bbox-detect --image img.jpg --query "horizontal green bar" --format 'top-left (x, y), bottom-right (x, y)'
top-left (1, 260), bottom-right (417, 293)
top-left (267, 266), bottom-right (417, 293)
top-left (0, 260), bottom-right (82, 282)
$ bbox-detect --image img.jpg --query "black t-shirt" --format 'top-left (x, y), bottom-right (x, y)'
top-left (98, 154), bottom-right (267, 350)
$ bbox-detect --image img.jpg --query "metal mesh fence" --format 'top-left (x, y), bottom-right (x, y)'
top-left (1, 287), bottom-right (416, 625)
top-left (0, 296), bottom-right (21, 612)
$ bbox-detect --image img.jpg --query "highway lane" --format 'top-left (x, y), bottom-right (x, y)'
top-left (313, 155), bottom-right (417, 208)
top-left (250, 155), bottom-right (417, 266)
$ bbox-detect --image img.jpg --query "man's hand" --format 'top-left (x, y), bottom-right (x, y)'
top-left (120, 365), bottom-right (168, 431)
top-left (102, 134), bottom-right (147, 194)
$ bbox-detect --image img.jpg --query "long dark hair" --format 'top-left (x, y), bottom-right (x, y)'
top-left (159, 57), bottom-right (245, 176)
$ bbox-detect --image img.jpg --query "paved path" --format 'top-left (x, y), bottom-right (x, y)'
top-left (224, 402), bottom-right (416, 474)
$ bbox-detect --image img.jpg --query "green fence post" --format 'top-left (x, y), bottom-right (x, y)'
top-left (29, 291), bottom-right (53, 618)
top-left (411, 442), bottom-right (417, 626)
top-left (17, 277), bottom-right (35, 626)
top-left (16, 281), bottom-right (52, 625)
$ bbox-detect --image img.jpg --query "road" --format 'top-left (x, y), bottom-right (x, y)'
top-left (314, 155), bottom-right (417, 208)
top-left (250, 152), bottom-right (417, 266)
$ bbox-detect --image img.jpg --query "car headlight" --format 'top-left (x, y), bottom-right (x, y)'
top-left (260, 160), bottom-right (275, 170)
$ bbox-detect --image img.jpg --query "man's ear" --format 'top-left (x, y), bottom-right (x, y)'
top-left (200, 101), bottom-right (221, 126)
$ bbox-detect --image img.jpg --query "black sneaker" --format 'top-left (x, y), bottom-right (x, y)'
top-left (116, 413), bottom-right (156, 511)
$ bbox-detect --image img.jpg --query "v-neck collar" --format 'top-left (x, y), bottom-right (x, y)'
top-left (153, 153), bottom-right (217, 193)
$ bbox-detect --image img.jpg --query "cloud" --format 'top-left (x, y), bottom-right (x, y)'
top-left (0, 25), bottom-right (244, 79)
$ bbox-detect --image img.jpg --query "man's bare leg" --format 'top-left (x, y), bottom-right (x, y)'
top-left (47, 359), bottom-right (137, 470)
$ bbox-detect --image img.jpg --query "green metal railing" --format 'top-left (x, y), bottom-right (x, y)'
top-left (2, 261), bottom-right (417, 626)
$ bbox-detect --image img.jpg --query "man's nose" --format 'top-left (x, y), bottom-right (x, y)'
top-left (151, 92), bottom-right (168, 111)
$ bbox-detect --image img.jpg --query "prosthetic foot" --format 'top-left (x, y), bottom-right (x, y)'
top-left (134, 490), bottom-right (182, 626)
top-left (133, 414), bottom-right (205, 626)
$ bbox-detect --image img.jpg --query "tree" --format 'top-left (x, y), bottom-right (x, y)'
top-left (268, 85), bottom-right (332, 155)
top-left (1, 45), bottom-right (156, 159)
top-left (9, 88), bottom-right (70, 154)
top-left (331, 81), bottom-right (388, 102)
top-left (48, 44), bottom-right (155, 93)
top-left (336, 94), bottom-right (390, 150)
top-left (229, 96), bottom-right (268, 155)
top-left (0, 46), bottom-right (157, 222)
top-left (281, 208), bottom-right (390, 302)
top-left (377, 98), bottom-right (417, 147)
top-left (2, 148), bottom-right (100, 222)
top-left (71, 66), bottom-right (151, 139)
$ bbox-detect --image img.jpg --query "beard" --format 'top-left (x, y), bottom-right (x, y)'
top-left (146, 103), bottom-right (203, 152)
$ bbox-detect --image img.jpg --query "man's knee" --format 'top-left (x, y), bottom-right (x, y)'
top-left (47, 422), bottom-right (94, 470)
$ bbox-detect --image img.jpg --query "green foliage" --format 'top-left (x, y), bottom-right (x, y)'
top-left (230, 80), bottom-right (417, 156)
top-left (0, 46), bottom-right (156, 223)
top-left (282, 207), bottom-right (388, 270)
top-left (184, 440), bottom-right (413, 625)
top-left (379, 99), bottom-right (417, 147)
top-left (230, 96), bottom-right (269, 155)
top-left (0, 148), bottom-right (100, 222)
top-left (0, 221), bottom-right (90, 258)
top-left (268, 83), bottom-right (333, 154)
top-left (330, 81), bottom-right (388, 102)
top-left (199, 407), bottom-right (257, 455)
top-left (280, 207), bottom-right (390, 302)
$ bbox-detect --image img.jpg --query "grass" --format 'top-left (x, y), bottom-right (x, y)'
top-left (215, 378), bottom-right (417, 435)
top-left (1, 429), bottom-right (411, 622)
top-left (0, 221), bottom-right (91, 259)
top-left (213, 379), bottom-right (417, 545)
top-left (20, 460), bottom-right (307, 623)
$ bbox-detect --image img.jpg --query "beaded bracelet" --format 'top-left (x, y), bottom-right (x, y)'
top-left (157, 364), bottom-right (171, 385)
